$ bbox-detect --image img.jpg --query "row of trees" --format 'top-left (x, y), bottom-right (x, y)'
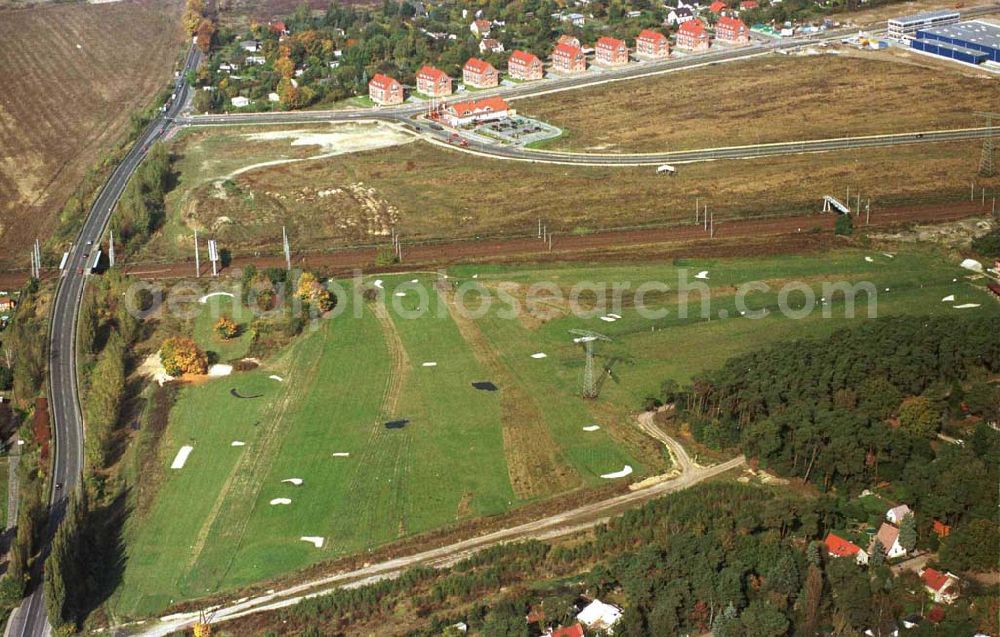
top-left (109, 143), bottom-right (172, 252)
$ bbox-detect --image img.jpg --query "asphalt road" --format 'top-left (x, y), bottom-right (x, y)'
top-left (5, 45), bottom-right (202, 637)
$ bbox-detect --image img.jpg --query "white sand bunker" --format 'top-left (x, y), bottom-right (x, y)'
top-left (208, 364), bottom-right (233, 377)
top-left (301, 536), bottom-right (325, 548)
top-left (960, 258), bottom-right (984, 272)
top-left (394, 292), bottom-right (406, 297)
top-left (694, 271), bottom-right (709, 280)
top-left (883, 253), bottom-right (895, 258)
top-left (599, 316), bottom-right (617, 322)
top-left (600, 465), bottom-right (633, 479)
top-left (573, 336), bottom-right (597, 344)
top-left (373, 279), bottom-right (384, 289)
top-left (422, 362), bottom-right (437, 367)
top-left (954, 303), bottom-right (981, 309)
top-left (332, 452), bottom-right (351, 457)
top-left (607, 313), bottom-right (622, 319)
top-left (864, 256), bottom-right (874, 263)
top-left (282, 478), bottom-right (303, 486)
top-left (269, 375), bottom-right (284, 382)
top-left (531, 352), bottom-right (547, 359)
top-left (199, 292), bottom-right (235, 304)
top-left (942, 294), bottom-right (955, 302)
top-left (270, 498), bottom-right (292, 505)
top-left (170, 446), bottom-right (193, 469)
top-left (582, 425), bottom-right (601, 432)
top-left (231, 441), bottom-right (246, 447)
top-left (410, 279), bottom-right (419, 283)
top-left (138, 352), bottom-right (174, 386)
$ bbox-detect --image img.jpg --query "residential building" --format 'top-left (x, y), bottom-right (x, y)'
top-left (676, 19), bottom-right (711, 51)
top-left (557, 34), bottom-right (582, 47)
top-left (0, 297), bottom-right (15, 313)
top-left (921, 568), bottom-right (961, 604)
top-left (988, 282), bottom-right (1000, 299)
top-left (708, 0), bottom-right (727, 13)
top-left (886, 504), bottom-right (912, 525)
top-left (595, 36), bottom-right (629, 65)
top-left (716, 16), bottom-right (751, 45)
top-left (932, 520), bottom-right (952, 537)
top-left (268, 92), bottom-right (280, 102)
top-left (564, 13), bottom-right (586, 26)
top-left (442, 96), bottom-right (509, 127)
top-left (471, 18), bottom-right (491, 36)
top-left (550, 625), bottom-right (585, 637)
top-left (666, 6), bottom-right (695, 25)
top-left (230, 96), bottom-right (250, 108)
top-left (416, 65), bottom-right (453, 97)
top-left (551, 42), bottom-right (586, 73)
top-left (871, 523), bottom-right (907, 559)
top-left (887, 9), bottom-right (960, 41)
top-left (636, 29), bottom-right (670, 58)
top-left (245, 55), bottom-right (265, 65)
top-left (740, 0), bottom-right (759, 9)
top-left (269, 20), bottom-right (287, 35)
top-left (508, 49), bottom-right (544, 80)
top-left (368, 73), bottom-right (404, 105)
top-left (239, 39), bottom-right (261, 52)
top-left (577, 599), bottom-right (622, 633)
top-left (824, 532), bottom-right (869, 566)
top-left (480, 37), bottom-right (505, 54)
top-left (463, 58), bottom-right (499, 88)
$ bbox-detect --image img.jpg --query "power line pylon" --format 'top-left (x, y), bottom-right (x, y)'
top-left (975, 111), bottom-right (999, 177)
top-left (569, 329), bottom-right (612, 399)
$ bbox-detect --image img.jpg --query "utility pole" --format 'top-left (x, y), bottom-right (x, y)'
top-left (194, 229), bottom-right (201, 278)
top-left (208, 239), bottom-right (218, 277)
top-left (710, 211), bottom-right (715, 238)
top-left (982, 188), bottom-right (986, 206)
top-left (866, 199), bottom-right (871, 226)
top-left (548, 232), bottom-right (553, 252)
top-left (695, 197), bottom-right (699, 223)
top-left (537, 218), bottom-right (542, 239)
top-left (975, 111), bottom-right (998, 177)
top-left (971, 181), bottom-right (976, 201)
top-left (703, 205), bottom-right (708, 231)
top-left (109, 231), bottom-right (116, 268)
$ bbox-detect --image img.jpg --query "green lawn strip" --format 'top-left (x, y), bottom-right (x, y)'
top-left (191, 292), bottom-right (255, 362)
top-left (113, 371), bottom-right (275, 618)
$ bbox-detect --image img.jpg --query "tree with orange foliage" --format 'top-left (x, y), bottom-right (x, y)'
top-left (182, 0), bottom-right (205, 33)
top-left (195, 18), bottom-right (216, 53)
top-left (160, 337), bottom-right (208, 376)
top-left (215, 317), bottom-right (239, 340)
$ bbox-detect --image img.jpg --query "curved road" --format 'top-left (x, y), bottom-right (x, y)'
top-left (5, 45), bottom-right (202, 637)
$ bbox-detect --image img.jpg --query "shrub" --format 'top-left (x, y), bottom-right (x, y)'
top-left (214, 317), bottom-right (239, 339)
top-left (160, 337), bottom-right (208, 376)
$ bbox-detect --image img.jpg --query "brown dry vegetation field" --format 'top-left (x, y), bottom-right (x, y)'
top-left (0, 0), bottom-right (183, 269)
top-left (516, 54), bottom-right (1000, 152)
top-left (140, 124), bottom-right (997, 262)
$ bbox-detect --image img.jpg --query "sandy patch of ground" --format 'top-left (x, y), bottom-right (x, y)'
top-left (138, 352), bottom-right (174, 386)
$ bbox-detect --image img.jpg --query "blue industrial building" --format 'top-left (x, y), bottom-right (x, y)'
top-left (910, 20), bottom-right (1000, 64)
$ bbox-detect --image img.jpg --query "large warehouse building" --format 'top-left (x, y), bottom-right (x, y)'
top-left (887, 10), bottom-right (959, 41)
top-left (910, 20), bottom-right (1000, 65)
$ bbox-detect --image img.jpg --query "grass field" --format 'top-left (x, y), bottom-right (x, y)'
top-left (0, 0), bottom-right (183, 269)
top-left (113, 245), bottom-right (1000, 618)
top-left (140, 124), bottom-right (998, 261)
top-left (515, 54), bottom-right (1000, 152)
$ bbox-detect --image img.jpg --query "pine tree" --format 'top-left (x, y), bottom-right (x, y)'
top-left (898, 513), bottom-right (917, 552)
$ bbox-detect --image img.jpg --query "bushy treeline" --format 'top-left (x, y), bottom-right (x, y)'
top-left (110, 143), bottom-right (172, 251)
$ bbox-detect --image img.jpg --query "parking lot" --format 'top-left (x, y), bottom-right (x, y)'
top-left (474, 115), bottom-right (562, 146)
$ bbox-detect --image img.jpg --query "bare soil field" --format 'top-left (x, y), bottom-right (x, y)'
top-left (828, 0), bottom-right (999, 26)
top-left (516, 54), bottom-right (1000, 152)
top-left (0, 0), bottom-right (183, 268)
top-left (137, 126), bottom-right (997, 263)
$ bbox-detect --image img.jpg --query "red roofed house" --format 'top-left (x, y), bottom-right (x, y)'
top-left (0, 296), bottom-right (15, 313)
top-left (709, 0), bottom-right (727, 12)
top-left (676, 19), bottom-right (710, 51)
top-left (269, 20), bottom-right (287, 35)
top-left (636, 29), bottom-right (670, 59)
top-left (824, 532), bottom-right (869, 565)
top-left (416, 65), bottom-right (453, 97)
top-left (471, 19), bottom-right (491, 36)
top-left (508, 49), bottom-right (544, 81)
top-left (480, 38), bottom-right (505, 54)
top-left (988, 281), bottom-right (1000, 299)
top-left (932, 520), bottom-right (951, 538)
top-left (595, 36), bottom-right (629, 66)
top-left (551, 625), bottom-right (585, 637)
top-left (557, 34), bottom-right (581, 48)
top-left (463, 58), bottom-right (499, 88)
top-left (715, 16), bottom-right (751, 45)
top-left (552, 42), bottom-right (586, 73)
top-left (740, 0), bottom-right (759, 9)
top-left (442, 96), bottom-right (509, 127)
top-left (921, 568), bottom-right (960, 604)
top-left (368, 73), bottom-right (404, 106)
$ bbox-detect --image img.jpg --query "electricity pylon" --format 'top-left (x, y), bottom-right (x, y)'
top-left (975, 111), bottom-right (999, 177)
top-left (569, 329), bottom-right (611, 399)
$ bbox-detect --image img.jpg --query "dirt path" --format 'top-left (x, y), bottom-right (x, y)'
top-left (438, 281), bottom-right (582, 500)
top-left (135, 418), bottom-right (745, 637)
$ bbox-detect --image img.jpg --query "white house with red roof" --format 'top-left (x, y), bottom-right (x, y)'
top-left (442, 96), bottom-right (509, 127)
top-left (463, 58), bottom-right (499, 88)
top-left (715, 16), bottom-right (751, 45)
top-left (708, 0), bottom-right (728, 13)
top-left (920, 568), bottom-right (960, 604)
top-left (595, 36), bottom-right (629, 65)
top-left (557, 34), bottom-right (581, 48)
top-left (551, 42), bottom-right (586, 73)
top-left (470, 18), bottom-right (491, 37)
top-left (676, 19), bottom-right (710, 51)
top-left (508, 50), bottom-right (544, 81)
top-left (416, 65), bottom-right (453, 97)
top-left (636, 29), bottom-right (670, 58)
top-left (368, 74), bottom-right (404, 105)
top-left (824, 532), bottom-right (869, 566)
top-left (480, 38), bottom-right (505, 54)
